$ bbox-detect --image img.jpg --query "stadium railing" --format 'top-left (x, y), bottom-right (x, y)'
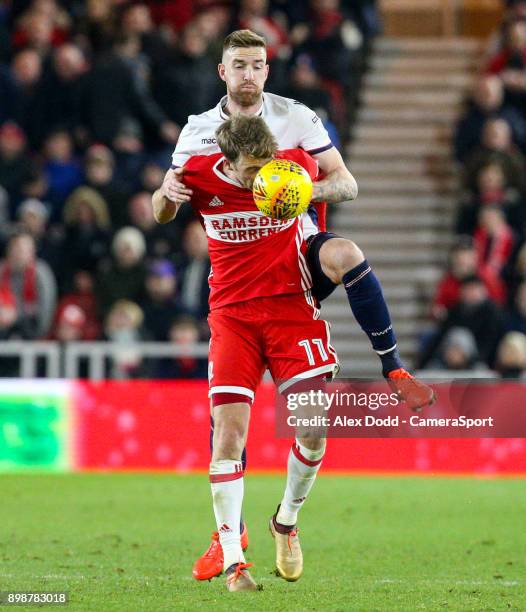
top-left (0, 341), bottom-right (209, 380)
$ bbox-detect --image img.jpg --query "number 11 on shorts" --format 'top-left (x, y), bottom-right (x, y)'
top-left (298, 339), bottom-right (329, 365)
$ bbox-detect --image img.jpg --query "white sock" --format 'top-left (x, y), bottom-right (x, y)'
top-left (276, 439), bottom-right (325, 527)
top-left (209, 459), bottom-right (245, 571)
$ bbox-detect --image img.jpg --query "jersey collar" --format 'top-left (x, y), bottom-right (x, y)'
top-left (218, 94), bottom-right (265, 120)
top-left (213, 156), bottom-right (244, 188)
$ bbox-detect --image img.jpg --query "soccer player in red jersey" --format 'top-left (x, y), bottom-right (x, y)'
top-left (153, 114), bottom-right (338, 590)
top-left (158, 30), bottom-right (435, 581)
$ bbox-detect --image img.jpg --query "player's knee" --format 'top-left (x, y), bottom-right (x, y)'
top-left (297, 436), bottom-right (327, 453)
top-left (319, 238), bottom-right (364, 283)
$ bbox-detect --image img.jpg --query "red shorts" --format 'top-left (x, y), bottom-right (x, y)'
top-left (208, 293), bottom-right (339, 401)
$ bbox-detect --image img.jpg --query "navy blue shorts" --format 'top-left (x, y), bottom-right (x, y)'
top-left (306, 232), bottom-right (341, 302)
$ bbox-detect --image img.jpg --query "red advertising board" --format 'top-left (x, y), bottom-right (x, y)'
top-left (73, 381), bottom-right (526, 475)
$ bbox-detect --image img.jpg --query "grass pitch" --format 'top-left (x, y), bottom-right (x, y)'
top-left (0, 473), bottom-right (524, 611)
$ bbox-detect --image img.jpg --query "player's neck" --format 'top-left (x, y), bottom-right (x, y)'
top-left (224, 94), bottom-right (264, 117)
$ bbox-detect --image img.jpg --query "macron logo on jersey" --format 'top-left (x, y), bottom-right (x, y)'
top-left (202, 137), bottom-right (217, 145)
top-left (203, 211), bottom-right (294, 242)
top-left (209, 196), bottom-right (224, 207)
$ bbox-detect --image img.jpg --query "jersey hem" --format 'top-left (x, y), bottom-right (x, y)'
top-left (306, 143), bottom-right (334, 156)
top-left (209, 385), bottom-right (255, 400)
top-left (278, 363), bottom-right (339, 394)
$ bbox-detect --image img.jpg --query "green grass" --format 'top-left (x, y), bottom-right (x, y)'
top-left (0, 474), bottom-right (524, 611)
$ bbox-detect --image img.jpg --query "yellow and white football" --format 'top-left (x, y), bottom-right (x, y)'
top-left (252, 159), bottom-right (313, 220)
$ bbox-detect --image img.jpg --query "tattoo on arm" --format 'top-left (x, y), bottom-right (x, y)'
top-left (311, 168), bottom-right (358, 204)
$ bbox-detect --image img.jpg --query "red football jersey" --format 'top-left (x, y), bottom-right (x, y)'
top-left (183, 148), bottom-right (319, 311)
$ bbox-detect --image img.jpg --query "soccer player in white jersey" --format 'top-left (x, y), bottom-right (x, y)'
top-left (156, 29), bottom-right (435, 581)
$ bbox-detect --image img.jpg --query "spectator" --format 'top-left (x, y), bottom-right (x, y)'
top-left (153, 23), bottom-right (220, 129)
top-left (11, 8), bottom-right (64, 58)
top-left (419, 276), bottom-right (503, 368)
top-left (495, 331), bottom-right (526, 379)
top-left (7, 49), bottom-right (47, 148)
top-left (121, 2), bottom-right (170, 65)
top-left (38, 43), bottom-right (88, 143)
top-left (19, 166), bottom-right (49, 204)
top-left (0, 231), bottom-right (57, 339)
top-left (0, 122), bottom-right (34, 209)
top-left (177, 220), bottom-right (211, 322)
top-left (155, 316), bottom-right (208, 379)
top-left (485, 0), bottom-right (526, 59)
top-left (54, 270), bottom-right (101, 340)
top-left (82, 35), bottom-right (179, 147)
top-left (426, 327), bottom-right (489, 372)
top-left (103, 299), bottom-right (148, 379)
top-left (454, 75), bottom-right (526, 162)
top-left (507, 242), bottom-right (526, 301)
top-left (487, 19), bottom-right (526, 111)
top-left (281, 53), bottom-right (333, 122)
top-left (113, 118), bottom-right (146, 186)
top-left (456, 161), bottom-right (525, 237)
top-left (139, 160), bottom-right (165, 193)
top-left (83, 144), bottom-right (132, 228)
top-left (140, 259), bottom-right (186, 341)
top-left (16, 198), bottom-right (62, 270)
top-left (431, 239), bottom-right (506, 320)
top-left (505, 279), bottom-right (526, 334)
top-left (42, 129), bottom-right (83, 213)
top-left (72, 0), bottom-right (117, 55)
top-left (464, 117), bottom-right (526, 193)
top-left (127, 191), bottom-right (178, 258)
top-left (473, 205), bottom-right (515, 279)
top-left (96, 227), bottom-right (147, 317)
top-left (236, 0), bottom-right (290, 63)
top-left (49, 303), bottom-right (87, 342)
top-left (295, 0), bottom-right (363, 90)
top-left (0, 286), bottom-right (18, 340)
top-left (193, 7), bottom-right (232, 61)
top-left (61, 186), bottom-right (111, 287)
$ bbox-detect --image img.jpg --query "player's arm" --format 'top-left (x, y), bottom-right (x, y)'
top-left (311, 147), bottom-right (358, 204)
top-left (152, 167), bottom-right (190, 224)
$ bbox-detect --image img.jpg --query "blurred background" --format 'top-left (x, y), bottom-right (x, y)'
top-left (0, 0), bottom-right (526, 472)
top-left (1, 0), bottom-right (525, 383)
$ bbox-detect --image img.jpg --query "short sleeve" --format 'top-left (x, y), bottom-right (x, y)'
top-left (171, 120), bottom-right (201, 168)
top-left (290, 101), bottom-right (333, 155)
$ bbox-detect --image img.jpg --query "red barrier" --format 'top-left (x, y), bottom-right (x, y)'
top-left (73, 381), bottom-right (526, 474)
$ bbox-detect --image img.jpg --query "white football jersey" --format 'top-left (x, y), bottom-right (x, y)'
top-left (171, 92), bottom-right (332, 167)
top-left (171, 92), bottom-right (333, 238)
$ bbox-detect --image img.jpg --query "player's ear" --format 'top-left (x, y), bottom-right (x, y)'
top-left (218, 63), bottom-right (226, 82)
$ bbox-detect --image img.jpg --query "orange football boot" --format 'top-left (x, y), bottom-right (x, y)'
top-left (387, 368), bottom-right (436, 412)
top-left (192, 524), bottom-right (249, 581)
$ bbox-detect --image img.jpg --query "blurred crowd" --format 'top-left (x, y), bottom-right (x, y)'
top-left (419, 0), bottom-right (526, 379)
top-left (0, 0), bottom-right (379, 378)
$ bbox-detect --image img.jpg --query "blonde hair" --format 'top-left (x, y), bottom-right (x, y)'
top-left (107, 299), bottom-right (144, 329)
top-left (216, 114), bottom-right (277, 163)
top-left (222, 29), bottom-right (266, 55)
top-left (112, 226), bottom-right (146, 260)
top-left (498, 332), bottom-right (526, 361)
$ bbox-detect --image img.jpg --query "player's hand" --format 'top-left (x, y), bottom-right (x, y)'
top-left (160, 167), bottom-right (193, 204)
